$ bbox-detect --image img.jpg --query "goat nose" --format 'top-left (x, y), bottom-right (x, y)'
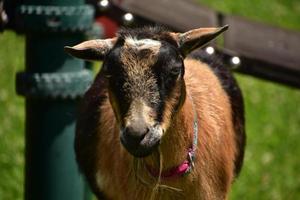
top-left (123, 125), bottom-right (149, 145)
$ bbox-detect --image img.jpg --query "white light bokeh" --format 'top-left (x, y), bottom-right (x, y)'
top-left (124, 13), bottom-right (134, 22)
top-left (205, 46), bottom-right (215, 55)
top-left (231, 56), bottom-right (241, 65)
top-left (99, 0), bottom-right (109, 7)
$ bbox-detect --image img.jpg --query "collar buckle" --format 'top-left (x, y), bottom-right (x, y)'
top-left (188, 151), bottom-right (195, 169)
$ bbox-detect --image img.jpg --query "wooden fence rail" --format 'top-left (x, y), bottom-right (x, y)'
top-left (111, 0), bottom-right (300, 88)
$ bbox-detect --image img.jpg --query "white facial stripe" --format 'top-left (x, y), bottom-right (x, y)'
top-left (125, 37), bottom-right (161, 50)
top-left (95, 171), bottom-right (105, 189)
top-left (124, 100), bottom-right (156, 128)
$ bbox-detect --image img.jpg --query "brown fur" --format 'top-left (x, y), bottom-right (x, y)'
top-left (120, 39), bottom-right (160, 105)
top-left (76, 58), bottom-right (236, 200)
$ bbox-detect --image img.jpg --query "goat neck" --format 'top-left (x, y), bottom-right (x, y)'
top-left (144, 93), bottom-right (196, 174)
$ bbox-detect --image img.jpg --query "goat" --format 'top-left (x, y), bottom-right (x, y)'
top-left (65, 26), bottom-right (246, 200)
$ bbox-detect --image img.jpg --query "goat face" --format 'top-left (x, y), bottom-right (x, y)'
top-left (65, 26), bottom-right (228, 157)
top-left (104, 37), bottom-right (185, 157)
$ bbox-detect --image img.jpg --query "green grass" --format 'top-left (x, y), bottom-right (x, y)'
top-left (1, 1), bottom-right (300, 199)
top-left (199, 0), bottom-right (300, 31)
top-left (231, 75), bottom-right (300, 199)
top-left (0, 31), bottom-right (25, 200)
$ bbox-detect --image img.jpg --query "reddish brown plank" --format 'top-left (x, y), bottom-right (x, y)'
top-left (111, 0), bottom-right (218, 31)
top-left (224, 16), bottom-right (300, 72)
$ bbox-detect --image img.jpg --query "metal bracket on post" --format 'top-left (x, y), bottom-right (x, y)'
top-left (16, 70), bottom-right (93, 99)
top-left (18, 5), bottom-right (94, 32)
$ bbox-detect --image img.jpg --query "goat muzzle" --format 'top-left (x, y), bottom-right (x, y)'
top-left (120, 124), bottom-right (162, 157)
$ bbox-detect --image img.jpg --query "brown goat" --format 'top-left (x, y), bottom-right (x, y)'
top-left (65, 26), bottom-right (245, 200)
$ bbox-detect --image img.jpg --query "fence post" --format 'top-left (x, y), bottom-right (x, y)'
top-left (15, 0), bottom-right (94, 199)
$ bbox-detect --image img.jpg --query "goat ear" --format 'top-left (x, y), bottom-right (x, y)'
top-left (64, 38), bottom-right (117, 61)
top-left (172, 25), bottom-right (228, 57)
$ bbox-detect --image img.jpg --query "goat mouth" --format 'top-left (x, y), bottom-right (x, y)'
top-left (120, 126), bottom-right (162, 157)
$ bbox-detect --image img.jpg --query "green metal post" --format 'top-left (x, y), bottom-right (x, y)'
top-left (16, 0), bottom-right (94, 199)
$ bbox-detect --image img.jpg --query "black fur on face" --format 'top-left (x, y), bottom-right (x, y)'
top-left (103, 27), bottom-right (184, 125)
top-left (101, 27), bottom-right (186, 157)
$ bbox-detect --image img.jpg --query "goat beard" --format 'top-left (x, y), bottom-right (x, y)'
top-left (132, 147), bottom-right (183, 200)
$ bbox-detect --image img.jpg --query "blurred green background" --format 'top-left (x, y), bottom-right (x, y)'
top-left (0, 0), bottom-right (300, 199)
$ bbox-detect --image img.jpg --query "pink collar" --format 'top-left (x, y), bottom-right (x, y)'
top-left (146, 149), bottom-right (195, 179)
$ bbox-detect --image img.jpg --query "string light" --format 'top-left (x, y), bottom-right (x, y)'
top-left (205, 46), bottom-right (215, 55)
top-left (99, 0), bottom-right (109, 8)
top-left (123, 13), bottom-right (134, 22)
top-left (231, 56), bottom-right (241, 65)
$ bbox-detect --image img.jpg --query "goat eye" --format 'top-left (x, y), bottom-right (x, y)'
top-left (170, 67), bottom-right (181, 76)
top-left (103, 69), bottom-right (112, 79)
top-left (104, 74), bottom-right (112, 79)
